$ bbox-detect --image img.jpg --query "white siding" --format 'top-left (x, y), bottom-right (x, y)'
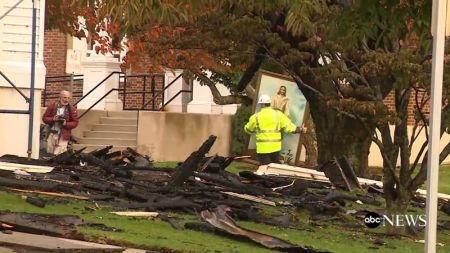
top-left (0, 0), bottom-right (43, 60)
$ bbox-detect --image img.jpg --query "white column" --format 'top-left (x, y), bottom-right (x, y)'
top-left (425, 0), bottom-right (446, 252)
top-left (77, 55), bottom-right (122, 111)
top-left (0, 0), bottom-right (46, 158)
top-left (187, 76), bottom-right (237, 114)
top-left (163, 69), bottom-right (189, 112)
top-left (216, 81), bottom-right (238, 114)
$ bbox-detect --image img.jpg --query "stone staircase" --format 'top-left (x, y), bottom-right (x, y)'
top-left (73, 111), bottom-right (138, 152)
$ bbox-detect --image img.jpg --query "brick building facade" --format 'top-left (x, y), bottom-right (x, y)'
top-left (43, 30), bottom-right (429, 124)
top-left (43, 30), bottom-right (163, 110)
top-left (42, 29), bottom-right (83, 106)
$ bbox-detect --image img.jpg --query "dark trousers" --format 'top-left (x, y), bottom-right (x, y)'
top-left (257, 151), bottom-right (280, 165)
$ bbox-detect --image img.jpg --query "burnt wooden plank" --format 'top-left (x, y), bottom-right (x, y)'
top-left (166, 135), bottom-right (217, 188)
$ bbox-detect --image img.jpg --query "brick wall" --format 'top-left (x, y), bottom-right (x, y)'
top-left (383, 90), bottom-right (430, 126)
top-left (120, 55), bottom-right (164, 110)
top-left (43, 29), bottom-right (67, 75)
top-left (42, 30), bottom-right (83, 106)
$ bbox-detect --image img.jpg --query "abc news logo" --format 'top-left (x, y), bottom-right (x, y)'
top-left (364, 212), bottom-right (427, 228)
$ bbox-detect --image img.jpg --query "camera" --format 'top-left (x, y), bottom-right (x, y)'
top-left (56, 115), bottom-right (66, 122)
top-left (56, 108), bottom-right (66, 121)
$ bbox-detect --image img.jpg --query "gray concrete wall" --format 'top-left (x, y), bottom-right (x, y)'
top-left (70, 109), bottom-right (107, 137)
top-left (137, 111), bottom-right (234, 161)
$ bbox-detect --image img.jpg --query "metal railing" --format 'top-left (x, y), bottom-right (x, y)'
top-left (0, 71), bottom-right (30, 105)
top-left (120, 73), bottom-right (165, 110)
top-left (75, 71), bottom-right (121, 106)
top-left (140, 73), bottom-right (183, 110)
top-left (78, 88), bottom-right (121, 119)
top-left (74, 72), bottom-right (188, 119)
top-left (161, 89), bottom-right (192, 111)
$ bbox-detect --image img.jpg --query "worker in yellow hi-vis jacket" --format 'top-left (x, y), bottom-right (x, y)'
top-left (244, 94), bottom-right (306, 165)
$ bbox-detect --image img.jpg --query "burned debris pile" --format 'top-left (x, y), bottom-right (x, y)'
top-left (0, 135), bottom-right (447, 251)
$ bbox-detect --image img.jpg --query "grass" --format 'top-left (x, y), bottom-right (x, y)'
top-left (439, 165), bottom-right (450, 194)
top-left (225, 161), bottom-right (258, 174)
top-left (1, 162), bottom-right (450, 252)
top-left (154, 161), bottom-right (180, 168)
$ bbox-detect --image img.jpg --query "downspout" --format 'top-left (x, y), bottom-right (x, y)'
top-left (27, 0), bottom-right (37, 159)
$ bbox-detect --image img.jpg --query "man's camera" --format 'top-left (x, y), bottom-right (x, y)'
top-left (55, 115), bottom-right (66, 122)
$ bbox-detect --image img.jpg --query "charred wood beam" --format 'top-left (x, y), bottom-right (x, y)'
top-left (194, 172), bottom-right (271, 196)
top-left (106, 185), bottom-right (149, 202)
top-left (0, 212), bottom-right (83, 237)
top-left (105, 150), bottom-right (122, 160)
top-left (88, 145), bottom-right (113, 157)
top-left (48, 147), bottom-right (85, 164)
top-left (324, 191), bottom-right (381, 206)
top-left (166, 135), bottom-right (217, 189)
top-left (81, 181), bottom-right (108, 192)
top-left (125, 147), bottom-right (153, 168)
top-left (79, 153), bottom-right (110, 167)
top-left (0, 176), bottom-right (67, 192)
top-left (126, 196), bottom-right (203, 211)
top-left (200, 206), bottom-right (325, 252)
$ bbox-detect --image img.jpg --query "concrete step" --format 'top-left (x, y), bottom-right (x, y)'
top-left (107, 111), bottom-right (138, 118)
top-left (100, 117), bottom-right (137, 125)
top-left (73, 144), bottom-right (136, 153)
top-left (78, 137), bottom-right (136, 146)
top-left (91, 124), bottom-right (137, 132)
top-left (83, 131), bottom-right (136, 139)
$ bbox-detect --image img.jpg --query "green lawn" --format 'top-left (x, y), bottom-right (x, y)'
top-left (0, 162), bottom-right (449, 252)
top-left (439, 165), bottom-right (450, 194)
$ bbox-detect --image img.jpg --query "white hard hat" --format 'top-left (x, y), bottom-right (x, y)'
top-left (258, 94), bottom-right (271, 104)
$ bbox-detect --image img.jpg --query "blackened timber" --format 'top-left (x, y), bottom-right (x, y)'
top-left (81, 181), bottom-right (108, 192)
top-left (88, 145), bottom-right (113, 157)
top-left (48, 147), bottom-right (85, 164)
top-left (200, 206), bottom-right (326, 252)
top-left (319, 156), bottom-right (361, 191)
top-left (0, 212), bottom-right (83, 237)
top-left (106, 185), bottom-right (149, 202)
top-left (25, 196), bottom-right (46, 208)
top-left (167, 135), bottom-right (217, 188)
top-left (125, 196), bottom-right (202, 210)
top-left (194, 172), bottom-right (271, 195)
top-left (105, 150), bottom-right (122, 160)
top-left (129, 170), bottom-right (171, 182)
top-left (125, 147), bottom-right (153, 168)
top-left (324, 191), bottom-right (381, 206)
top-left (79, 153), bottom-right (109, 167)
top-left (0, 176), bottom-right (60, 192)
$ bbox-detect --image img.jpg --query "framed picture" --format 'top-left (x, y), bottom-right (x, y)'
top-left (247, 70), bottom-right (308, 165)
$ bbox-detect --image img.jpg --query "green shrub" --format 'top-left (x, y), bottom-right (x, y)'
top-left (231, 104), bottom-right (252, 155)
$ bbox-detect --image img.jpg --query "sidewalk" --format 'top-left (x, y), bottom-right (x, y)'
top-left (0, 231), bottom-right (147, 253)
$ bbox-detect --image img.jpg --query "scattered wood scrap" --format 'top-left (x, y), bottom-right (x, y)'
top-left (221, 192), bottom-right (276, 206)
top-left (110, 211), bottom-right (159, 218)
top-left (200, 205), bottom-right (329, 252)
top-left (4, 135), bottom-right (439, 252)
top-left (319, 156), bottom-right (361, 191)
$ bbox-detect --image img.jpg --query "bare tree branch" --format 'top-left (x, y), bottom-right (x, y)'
top-left (440, 141), bottom-right (450, 164)
top-left (371, 134), bottom-right (400, 186)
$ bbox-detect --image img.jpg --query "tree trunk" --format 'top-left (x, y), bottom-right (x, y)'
top-left (384, 185), bottom-right (413, 235)
top-left (298, 108), bottom-right (318, 167)
top-left (308, 98), bottom-right (372, 177)
top-left (385, 189), bottom-right (411, 216)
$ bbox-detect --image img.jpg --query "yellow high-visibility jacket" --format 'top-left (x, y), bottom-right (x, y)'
top-left (244, 107), bottom-right (297, 154)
